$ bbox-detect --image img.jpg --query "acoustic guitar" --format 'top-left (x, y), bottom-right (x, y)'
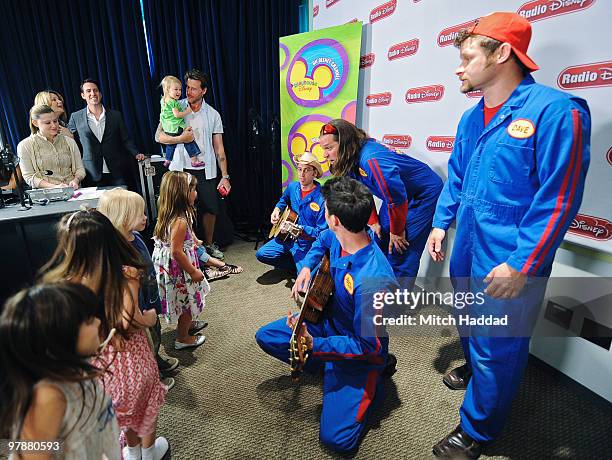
top-left (269, 206), bottom-right (299, 242)
top-left (289, 252), bottom-right (334, 381)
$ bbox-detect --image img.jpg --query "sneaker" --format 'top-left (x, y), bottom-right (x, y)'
top-left (161, 377), bottom-right (175, 390)
top-left (205, 243), bottom-right (224, 259)
top-left (157, 355), bottom-right (179, 373)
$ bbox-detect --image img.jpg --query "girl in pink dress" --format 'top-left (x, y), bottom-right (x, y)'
top-left (40, 209), bottom-right (169, 460)
top-left (152, 171), bottom-right (209, 350)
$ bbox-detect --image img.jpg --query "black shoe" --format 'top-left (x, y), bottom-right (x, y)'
top-left (443, 363), bottom-right (472, 390)
top-left (381, 353), bottom-right (397, 379)
top-left (432, 425), bottom-right (481, 459)
top-left (157, 355), bottom-right (179, 374)
top-left (188, 320), bottom-right (208, 335)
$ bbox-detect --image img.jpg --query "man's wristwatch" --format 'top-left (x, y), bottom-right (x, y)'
top-left (222, 175), bottom-right (230, 180)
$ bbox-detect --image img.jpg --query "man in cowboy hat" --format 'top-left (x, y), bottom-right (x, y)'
top-left (427, 12), bottom-right (590, 458)
top-left (256, 152), bottom-right (327, 274)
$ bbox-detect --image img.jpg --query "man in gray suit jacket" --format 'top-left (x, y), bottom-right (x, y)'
top-left (68, 79), bottom-right (144, 186)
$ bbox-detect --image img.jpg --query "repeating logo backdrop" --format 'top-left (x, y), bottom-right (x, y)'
top-left (279, 22), bottom-right (362, 187)
top-left (313, 0), bottom-right (611, 254)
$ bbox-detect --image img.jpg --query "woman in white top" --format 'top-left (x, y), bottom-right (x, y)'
top-left (17, 105), bottom-right (85, 189)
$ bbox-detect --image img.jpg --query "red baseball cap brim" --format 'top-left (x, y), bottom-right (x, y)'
top-left (470, 12), bottom-right (539, 72)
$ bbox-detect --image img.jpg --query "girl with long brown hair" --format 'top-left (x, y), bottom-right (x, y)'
top-left (152, 171), bottom-right (209, 350)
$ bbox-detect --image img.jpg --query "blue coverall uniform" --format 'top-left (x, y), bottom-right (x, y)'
top-left (353, 140), bottom-right (443, 281)
top-left (256, 181), bottom-right (327, 273)
top-left (433, 75), bottom-right (590, 442)
top-left (255, 229), bottom-right (398, 452)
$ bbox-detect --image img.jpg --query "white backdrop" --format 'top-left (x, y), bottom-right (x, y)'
top-left (313, 0), bottom-right (612, 255)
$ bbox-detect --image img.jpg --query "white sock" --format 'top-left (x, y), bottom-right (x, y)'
top-left (123, 444), bottom-right (142, 460)
top-left (141, 445), bottom-right (154, 460)
top-left (142, 437), bottom-right (169, 460)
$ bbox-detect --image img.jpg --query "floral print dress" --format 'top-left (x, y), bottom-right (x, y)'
top-left (152, 219), bottom-right (209, 323)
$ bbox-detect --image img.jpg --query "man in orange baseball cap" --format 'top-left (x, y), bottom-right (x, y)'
top-left (428, 11), bottom-right (591, 459)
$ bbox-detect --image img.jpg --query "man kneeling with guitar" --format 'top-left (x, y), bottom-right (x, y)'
top-left (255, 176), bottom-right (398, 453)
top-left (255, 152), bottom-right (327, 274)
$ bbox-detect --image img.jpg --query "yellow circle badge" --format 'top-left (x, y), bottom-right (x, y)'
top-left (359, 167), bottom-right (368, 177)
top-left (309, 202), bottom-right (320, 212)
top-left (507, 118), bottom-right (536, 139)
top-left (344, 273), bottom-right (354, 295)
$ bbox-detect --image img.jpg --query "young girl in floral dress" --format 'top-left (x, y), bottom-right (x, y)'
top-left (152, 171), bottom-right (209, 350)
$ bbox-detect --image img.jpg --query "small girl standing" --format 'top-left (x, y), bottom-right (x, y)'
top-left (152, 171), bottom-right (209, 350)
top-left (159, 75), bottom-right (203, 167)
top-left (98, 188), bottom-right (181, 385)
top-left (0, 282), bottom-right (120, 460)
top-left (41, 210), bottom-right (169, 460)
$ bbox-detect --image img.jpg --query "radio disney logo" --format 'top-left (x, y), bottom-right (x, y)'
top-left (426, 136), bottom-right (455, 152)
top-left (382, 135), bottom-right (412, 149)
top-left (313, 5), bottom-right (319, 17)
top-left (388, 39), bottom-right (420, 61)
top-left (370, 0), bottom-right (397, 24)
top-left (405, 85), bottom-right (445, 103)
top-left (518, 0), bottom-right (595, 22)
top-left (437, 19), bottom-right (479, 47)
top-left (568, 214), bottom-right (611, 241)
top-left (326, 0), bottom-right (341, 7)
top-left (360, 53), bottom-right (376, 69)
top-left (466, 89), bottom-right (483, 98)
top-left (366, 92), bottom-right (392, 107)
top-left (557, 61), bottom-right (612, 90)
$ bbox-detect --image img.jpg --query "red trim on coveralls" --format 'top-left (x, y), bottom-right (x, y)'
top-left (388, 202), bottom-right (408, 235)
top-left (521, 109), bottom-right (583, 275)
top-left (356, 370), bottom-right (379, 423)
top-left (368, 159), bottom-right (408, 234)
top-left (368, 207), bottom-right (379, 225)
top-left (368, 159), bottom-right (393, 204)
top-left (313, 337), bottom-right (382, 362)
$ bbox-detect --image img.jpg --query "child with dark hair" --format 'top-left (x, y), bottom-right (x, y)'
top-left (0, 282), bottom-right (120, 459)
top-left (41, 210), bottom-right (169, 460)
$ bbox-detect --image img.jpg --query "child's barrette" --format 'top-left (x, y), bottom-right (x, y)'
top-left (98, 328), bottom-right (116, 353)
top-left (66, 210), bottom-right (80, 230)
top-left (65, 206), bottom-right (88, 230)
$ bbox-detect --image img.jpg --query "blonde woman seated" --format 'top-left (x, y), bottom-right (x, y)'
top-left (17, 104), bottom-right (85, 189)
top-left (34, 90), bottom-right (73, 138)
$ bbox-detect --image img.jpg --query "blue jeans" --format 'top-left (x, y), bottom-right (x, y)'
top-left (164, 127), bottom-right (201, 162)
